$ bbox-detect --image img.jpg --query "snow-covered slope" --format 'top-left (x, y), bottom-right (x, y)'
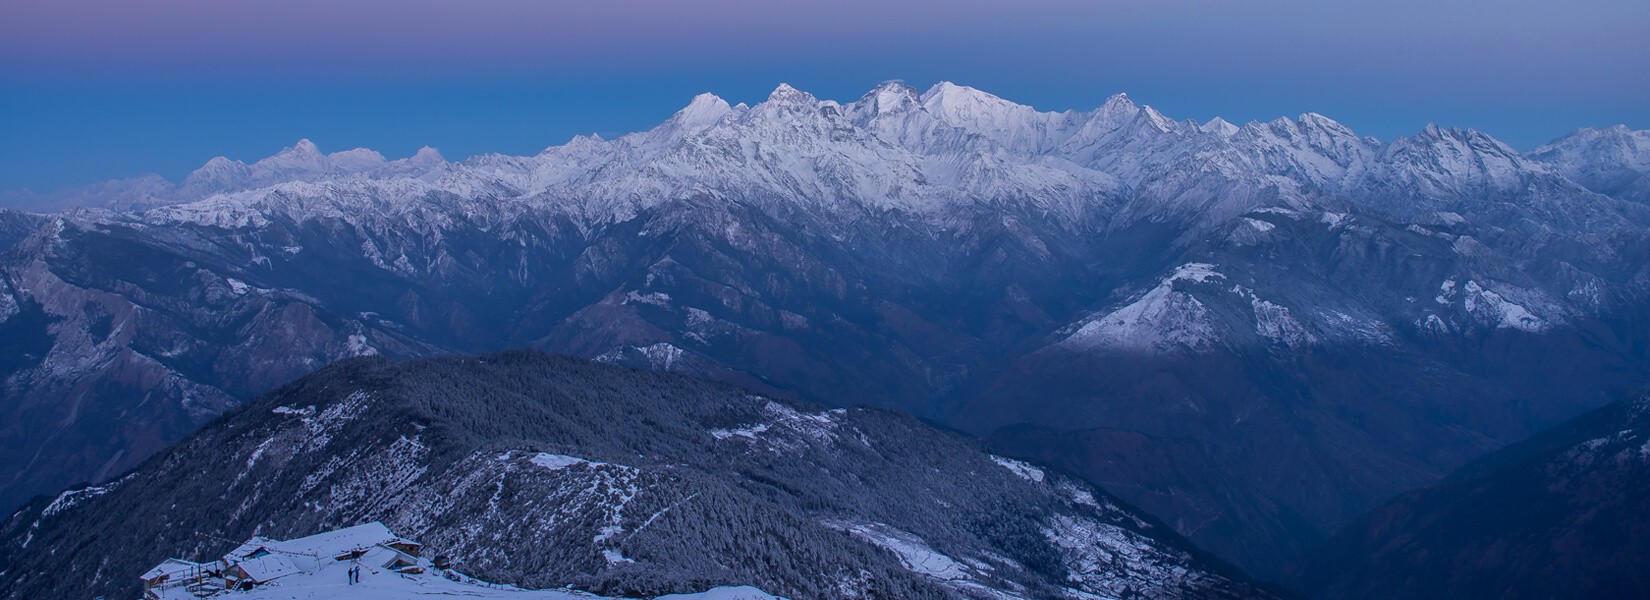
top-left (144, 523), bottom-right (780, 600)
top-left (204, 571), bottom-right (776, 600)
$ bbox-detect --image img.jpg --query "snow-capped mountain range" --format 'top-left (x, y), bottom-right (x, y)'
top-left (13, 81), bottom-right (1646, 230)
top-left (1, 81), bottom-right (1647, 578)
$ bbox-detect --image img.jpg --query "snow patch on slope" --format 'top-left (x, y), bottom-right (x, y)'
top-left (990, 455), bottom-right (1046, 483)
top-left (529, 453), bottom-right (596, 471)
top-left (595, 342), bottom-right (686, 371)
top-left (41, 478), bottom-right (126, 518)
top-left (710, 400), bottom-right (841, 451)
top-left (152, 534), bottom-right (779, 600)
top-left (1064, 264), bottom-right (1224, 352)
top-left (1043, 514), bottom-right (1218, 598)
top-left (838, 522), bottom-right (970, 581)
top-left (1435, 278), bottom-right (1553, 332)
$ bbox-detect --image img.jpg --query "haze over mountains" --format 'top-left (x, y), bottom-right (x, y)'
top-left (1, 81), bottom-right (1648, 581)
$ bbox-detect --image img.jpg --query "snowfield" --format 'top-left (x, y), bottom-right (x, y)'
top-left (144, 522), bottom-right (783, 600)
top-left (157, 560), bottom-right (779, 600)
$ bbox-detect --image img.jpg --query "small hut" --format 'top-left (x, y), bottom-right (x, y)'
top-left (222, 554), bottom-right (300, 590)
top-left (140, 559), bottom-right (211, 599)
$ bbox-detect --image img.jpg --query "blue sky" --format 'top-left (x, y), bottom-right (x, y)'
top-left (2, 0), bottom-right (1646, 191)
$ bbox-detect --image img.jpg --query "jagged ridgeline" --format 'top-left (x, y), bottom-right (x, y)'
top-left (0, 351), bottom-right (1274, 600)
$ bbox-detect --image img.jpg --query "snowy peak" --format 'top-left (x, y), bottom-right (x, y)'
top-left (764, 82), bottom-right (815, 106)
top-left (196, 155), bottom-right (244, 172)
top-left (1530, 125), bottom-right (1650, 202)
top-left (257, 139), bottom-right (328, 175)
top-left (1202, 117), bottom-right (1240, 137)
top-left (181, 156), bottom-right (252, 190)
top-left (745, 83), bottom-right (829, 125)
top-left (230, 139), bottom-right (334, 186)
top-left (1402, 123), bottom-right (1514, 156)
top-left (669, 92), bottom-right (734, 133)
top-left (1226, 112), bottom-right (1373, 179)
top-left (914, 81), bottom-right (1079, 152)
top-left (1296, 112), bottom-right (1357, 140)
top-left (1135, 105), bottom-right (1180, 133)
top-left (1098, 92), bottom-right (1139, 117)
top-left (326, 147), bottom-right (388, 172)
top-left (858, 80), bottom-right (923, 115)
top-left (1298, 112), bottom-right (1342, 128)
top-left (919, 81), bottom-right (1019, 116)
top-left (1409, 124), bottom-right (1518, 155)
top-left (845, 81), bottom-right (928, 142)
top-left (1535, 125), bottom-right (1650, 167)
top-left (407, 146), bottom-right (445, 166)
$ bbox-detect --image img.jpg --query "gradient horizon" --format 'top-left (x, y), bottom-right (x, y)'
top-left (3, 0), bottom-right (1646, 191)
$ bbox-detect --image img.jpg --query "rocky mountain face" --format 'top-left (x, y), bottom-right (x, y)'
top-left (0, 211), bottom-right (42, 251)
top-left (2, 81), bottom-right (1648, 577)
top-left (0, 352), bottom-right (1274, 600)
top-left (1284, 389), bottom-right (1650, 599)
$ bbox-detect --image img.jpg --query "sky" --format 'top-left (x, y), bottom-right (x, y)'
top-left (2, 0), bottom-right (1647, 191)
